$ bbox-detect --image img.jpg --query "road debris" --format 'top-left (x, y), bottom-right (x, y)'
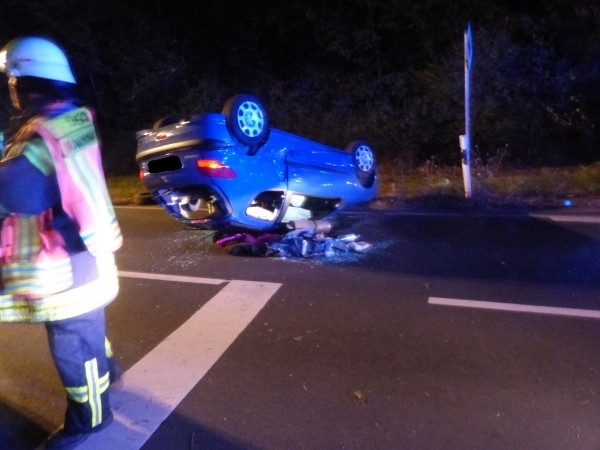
top-left (353, 390), bottom-right (366, 405)
top-left (216, 225), bottom-right (374, 260)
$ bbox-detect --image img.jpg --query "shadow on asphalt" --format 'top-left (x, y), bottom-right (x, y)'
top-left (1, 402), bottom-right (262, 450)
top-left (0, 401), bottom-right (47, 449)
top-left (332, 209), bottom-right (600, 287)
top-left (144, 412), bottom-right (263, 450)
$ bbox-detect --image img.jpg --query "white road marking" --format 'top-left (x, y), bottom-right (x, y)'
top-left (80, 277), bottom-right (281, 450)
top-left (118, 270), bottom-right (226, 285)
top-left (530, 214), bottom-right (600, 224)
top-left (429, 297), bottom-right (600, 319)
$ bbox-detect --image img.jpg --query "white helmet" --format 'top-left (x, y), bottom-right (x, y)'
top-left (0, 37), bottom-right (76, 84)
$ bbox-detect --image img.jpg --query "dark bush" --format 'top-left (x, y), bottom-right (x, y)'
top-left (0, 0), bottom-right (598, 174)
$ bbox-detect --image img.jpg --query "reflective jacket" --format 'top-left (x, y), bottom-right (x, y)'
top-left (0, 104), bottom-right (122, 322)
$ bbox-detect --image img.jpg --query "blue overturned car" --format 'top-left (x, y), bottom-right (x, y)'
top-left (135, 94), bottom-right (377, 231)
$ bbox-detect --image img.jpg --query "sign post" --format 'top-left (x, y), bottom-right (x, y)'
top-left (460, 23), bottom-right (473, 198)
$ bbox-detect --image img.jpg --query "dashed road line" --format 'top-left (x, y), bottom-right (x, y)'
top-left (530, 214), bottom-right (600, 224)
top-left (429, 297), bottom-right (600, 319)
top-left (79, 275), bottom-right (281, 450)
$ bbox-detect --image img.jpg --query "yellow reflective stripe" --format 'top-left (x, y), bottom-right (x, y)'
top-left (99, 371), bottom-right (110, 392)
top-left (65, 371), bottom-right (110, 404)
top-left (63, 152), bottom-right (123, 255)
top-left (33, 274), bottom-right (118, 323)
top-left (105, 338), bottom-right (114, 358)
top-left (34, 108), bottom-right (123, 257)
top-left (59, 124), bottom-right (97, 157)
top-left (22, 138), bottom-right (55, 176)
top-left (81, 218), bottom-right (123, 256)
top-left (11, 215), bottom-right (41, 261)
top-left (0, 254), bottom-right (118, 323)
top-left (85, 358), bottom-right (101, 427)
top-left (0, 276), bottom-right (117, 322)
top-left (42, 108), bottom-right (92, 138)
top-left (2, 257), bottom-right (73, 297)
top-left (65, 361), bottom-right (110, 429)
top-left (0, 278), bottom-right (113, 322)
top-left (0, 294), bottom-right (28, 308)
top-left (66, 385), bottom-right (89, 403)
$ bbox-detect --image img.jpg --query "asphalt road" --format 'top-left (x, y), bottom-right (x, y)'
top-left (2, 205), bottom-right (600, 450)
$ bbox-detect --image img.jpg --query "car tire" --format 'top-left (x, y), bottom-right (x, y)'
top-left (222, 94), bottom-right (270, 149)
top-left (346, 140), bottom-right (376, 188)
top-left (133, 191), bottom-right (156, 205)
top-left (152, 115), bottom-right (182, 130)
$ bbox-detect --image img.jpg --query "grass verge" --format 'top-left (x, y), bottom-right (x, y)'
top-left (107, 175), bottom-right (145, 205)
top-left (108, 164), bottom-right (600, 210)
top-left (375, 163), bottom-right (600, 211)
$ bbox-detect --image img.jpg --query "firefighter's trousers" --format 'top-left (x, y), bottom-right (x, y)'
top-left (45, 307), bottom-right (115, 434)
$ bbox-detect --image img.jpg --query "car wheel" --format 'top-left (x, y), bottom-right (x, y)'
top-left (152, 115), bottom-right (182, 130)
top-left (346, 140), bottom-right (376, 188)
top-left (222, 94), bottom-right (270, 149)
top-left (133, 191), bottom-right (156, 205)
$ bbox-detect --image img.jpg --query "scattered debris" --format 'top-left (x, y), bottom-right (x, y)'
top-left (215, 232), bottom-right (280, 256)
top-left (353, 390), bottom-right (366, 405)
top-left (287, 219), bottom-right (332, 234)
top-left (215, 221), bottom-right (374, 260)
top-left (347, 241), bottom-right (372, 252)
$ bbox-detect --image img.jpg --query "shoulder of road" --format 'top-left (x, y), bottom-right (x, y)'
top-left (349, 195), bottom-right (600, 223)
top-left (123, 194), bottom-right (600, 223)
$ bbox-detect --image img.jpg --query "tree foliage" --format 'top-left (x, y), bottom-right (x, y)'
top-left (0, 0), bottom-right (598, 173)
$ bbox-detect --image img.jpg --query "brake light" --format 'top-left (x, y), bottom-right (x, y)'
top-left (196, 159), bottom-right (237, 178)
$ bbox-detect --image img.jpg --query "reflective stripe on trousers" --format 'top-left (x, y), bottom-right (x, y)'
top-left (45, 307), bottom-right (113, 433)
top-left (65, 359), bottom-right (110, 427)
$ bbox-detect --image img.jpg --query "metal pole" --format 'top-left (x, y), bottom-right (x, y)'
top-left (461, 24), bottom-right (473, 198)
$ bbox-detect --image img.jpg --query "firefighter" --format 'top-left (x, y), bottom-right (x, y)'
top-left (0, 36), bottom-right (122, 450)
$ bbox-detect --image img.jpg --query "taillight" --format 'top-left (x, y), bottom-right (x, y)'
top-left (196, 160), bottom-right (237, 179)
top-left (139, 170), bottom-right (144, 179)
